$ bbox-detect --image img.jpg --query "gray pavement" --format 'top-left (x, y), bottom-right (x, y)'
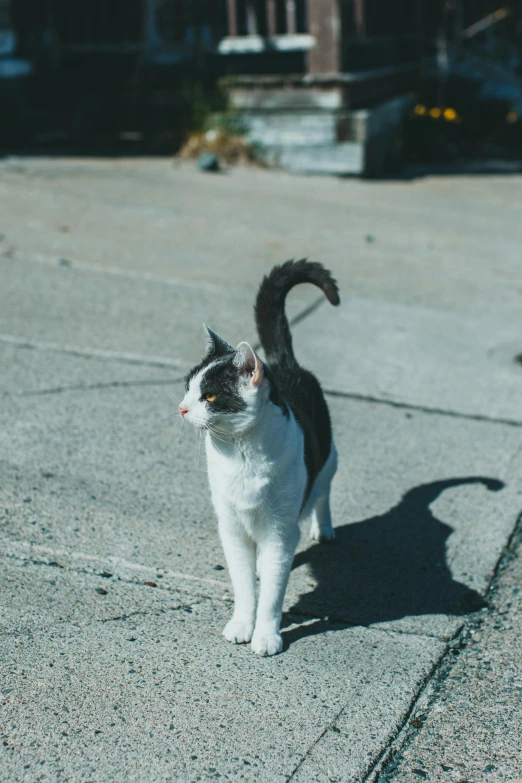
top-left (376, 528), bottom-right (522, 783)
top-left (1, 157), bottom-right (522, 782)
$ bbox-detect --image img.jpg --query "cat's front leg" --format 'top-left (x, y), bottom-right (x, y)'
top-left (251, 525), bottom-right (299, 656)
top-left (219, 518), bottom-right (257, 644)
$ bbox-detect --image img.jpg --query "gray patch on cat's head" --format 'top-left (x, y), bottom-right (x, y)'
top-left (180, 334), bottom-right (280, 434)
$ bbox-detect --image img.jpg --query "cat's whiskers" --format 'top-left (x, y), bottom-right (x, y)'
top-left (206, 425), bottom-right (230, 449)
top-left (196, 426), bottom-right (204, 471)
top-left (164, 413), bottom-right (183, 443)
top-left (210, 427), bottom-right (231, 437)
top-left (172, 416), bottom-right (185, 452)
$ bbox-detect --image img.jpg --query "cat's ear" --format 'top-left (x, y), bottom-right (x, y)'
top-left (203, 324), bottom-right (233, 356)
top-left (234, 342), bottom-right (264, 387)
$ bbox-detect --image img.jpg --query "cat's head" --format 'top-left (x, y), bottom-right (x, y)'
top-left (178, 325), bottom-right (267, 434)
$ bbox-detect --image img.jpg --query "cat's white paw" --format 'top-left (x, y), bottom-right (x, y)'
top-left (223, 619), bottom-right (254, 644)
top-left (251, 631), bottom-right (283, 657)
top-left (310, 520), bottom-right (336, 543)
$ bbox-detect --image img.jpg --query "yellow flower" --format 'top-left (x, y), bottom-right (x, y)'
top-left (413, 104), bottom-right (427, 116)
top-left (429, 107), bottom-right (442, 119)
top-left (443, 108), bottom-right (457, 121)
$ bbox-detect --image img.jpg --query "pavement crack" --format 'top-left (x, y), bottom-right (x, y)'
top-left (18, 377), bottom-right (184, 397)
top-left (0, 334), bottom-right (186, 370)
top-left (252, 297), bottom-right (325, 353)
top-left (100, 609), bottom-right (149, 623)
top-left (368, 508), bottom-right (522, 783)
top-left (324, 388), bottom-right (522, 428)
top-left (286, 512), bottom-right (522, 783)
top-left (0, 548), bottom-right (225, 597)
top-left (285, 723), bottom-right (332, 781)
top-left (288, 296), bottom-right (325, 328)
top-left (484, 509), bottom-right (522, 600)
top-left (2, 248), bottom-right (235, 295)
top-left (361, 650), bottom-right (447, 783)
top-left (100, 601), bottom-right (203, 624)
top-left (285, 697), bottom-right (353, 781)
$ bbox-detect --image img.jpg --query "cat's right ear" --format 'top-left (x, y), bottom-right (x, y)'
top-left (234, 342), bottom-right (264, 387)
top-left (203, 324), bottom-right (233, 357)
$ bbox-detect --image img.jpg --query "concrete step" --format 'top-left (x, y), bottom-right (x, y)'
top-left (230, 94), bottom-right (412, 175)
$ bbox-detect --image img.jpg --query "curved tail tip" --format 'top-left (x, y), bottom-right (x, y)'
top-left (324, 279), bottom-right (340, 307)
top-left (327, 285), bottom-right (340, 307)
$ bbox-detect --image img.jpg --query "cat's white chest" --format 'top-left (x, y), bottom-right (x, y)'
top-left (206, 441), bottom-right (272, 514)
top-left (204, 411), bottom-right (306, 535)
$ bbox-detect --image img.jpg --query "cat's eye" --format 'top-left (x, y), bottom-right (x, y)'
top-left (204, 394), bottom-right (216, 403)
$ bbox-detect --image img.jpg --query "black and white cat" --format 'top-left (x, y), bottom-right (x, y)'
top-left (179, 260), bottom-right (340, 656)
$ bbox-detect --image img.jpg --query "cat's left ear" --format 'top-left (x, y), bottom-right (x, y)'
top-left (234, 342), bottom-right (264, 387)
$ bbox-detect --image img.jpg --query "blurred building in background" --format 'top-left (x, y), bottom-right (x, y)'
top-left (0, 0), bottom-right (32, 127)
top-left (1, 1), bottom-right (521, 173)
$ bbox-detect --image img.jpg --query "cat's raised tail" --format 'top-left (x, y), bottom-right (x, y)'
top-left (254, 259), bottom-right (340, 368)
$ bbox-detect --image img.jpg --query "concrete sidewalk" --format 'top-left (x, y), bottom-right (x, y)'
top-left (0, 158), bottom-right (521, 782)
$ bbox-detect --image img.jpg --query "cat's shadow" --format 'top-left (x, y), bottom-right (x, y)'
top-left (282, 476), bottom-right (504, 647)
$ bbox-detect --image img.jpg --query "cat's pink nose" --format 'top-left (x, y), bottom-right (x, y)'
top-left (178, 404), bottom-right (189, 416)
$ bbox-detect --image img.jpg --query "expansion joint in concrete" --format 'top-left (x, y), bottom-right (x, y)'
top-left (0, 549), bottom-right (224, 598)
top-left (368, 508), bottom-right (522, 782)
top-left (0, 334), bottom-right (185, 370)
top-left (99, 601), bottom-right (205, 625)
top-left (324, 388), bottom-right (522, 428)
top-left (18, 377), bottom-right (184, 397)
